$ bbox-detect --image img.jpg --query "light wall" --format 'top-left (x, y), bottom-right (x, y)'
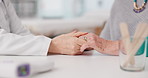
top-left (84, 0), bottom-right (115, 12)
top-left (38, 0), bottom-right (115, 19)
top-left (12, 0), bottom-right (115, 19)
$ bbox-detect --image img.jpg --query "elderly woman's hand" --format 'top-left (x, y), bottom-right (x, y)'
top-left (79, 33), bottom-right (119, 55)
top-left (48, 31), bottom-right (88, 55)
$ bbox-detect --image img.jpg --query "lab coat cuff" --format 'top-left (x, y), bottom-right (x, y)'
top-left (40, 37), bottom-right (52, 56)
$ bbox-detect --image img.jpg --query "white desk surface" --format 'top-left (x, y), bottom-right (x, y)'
top-left (31, 51), bottom-right (148, 78)
top-left (0, 51), bottom-right (147, 78)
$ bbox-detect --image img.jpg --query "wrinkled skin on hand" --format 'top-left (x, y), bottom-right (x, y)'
top-left (80, 33), bottom-right (119, 56)
top-left (48, 31), bottom-right (88, 55)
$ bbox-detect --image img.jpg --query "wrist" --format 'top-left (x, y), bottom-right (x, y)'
top-left (48, 39), bottom-right (59, 54)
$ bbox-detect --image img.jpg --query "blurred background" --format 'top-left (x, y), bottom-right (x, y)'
top-left (11, 0), bottom-right (115, 37)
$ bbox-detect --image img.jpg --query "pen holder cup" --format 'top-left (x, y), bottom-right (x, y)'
top-left (119, 37), bottom-right (147, 72)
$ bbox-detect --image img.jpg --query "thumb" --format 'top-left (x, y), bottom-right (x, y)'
top-left (80, 44), bottom-right (90, 52)
top-left (73, 32), bottom-right (88, 37)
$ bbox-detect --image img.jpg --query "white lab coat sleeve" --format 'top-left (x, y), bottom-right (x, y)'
top-left (0, 29), bottom-right (51, 56)
top-left (4, 0), bottom-right (31, 35)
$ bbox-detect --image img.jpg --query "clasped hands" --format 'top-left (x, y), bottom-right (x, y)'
top-left (48, 31), bottom-right (119, 55)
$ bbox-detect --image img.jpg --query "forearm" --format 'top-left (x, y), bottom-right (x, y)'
top-left (95, 38), bottom-right (119, 55)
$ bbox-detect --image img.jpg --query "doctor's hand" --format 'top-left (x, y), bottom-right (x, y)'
top-left (48, 31), bottom-right (88, 55)
top-left (79, 33), bottom-right (119, 55)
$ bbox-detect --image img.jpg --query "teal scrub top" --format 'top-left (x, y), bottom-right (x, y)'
top-left (146, 37), bottom-right (148, 57)
top-left (136, 37), bottom-right (148, 57)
